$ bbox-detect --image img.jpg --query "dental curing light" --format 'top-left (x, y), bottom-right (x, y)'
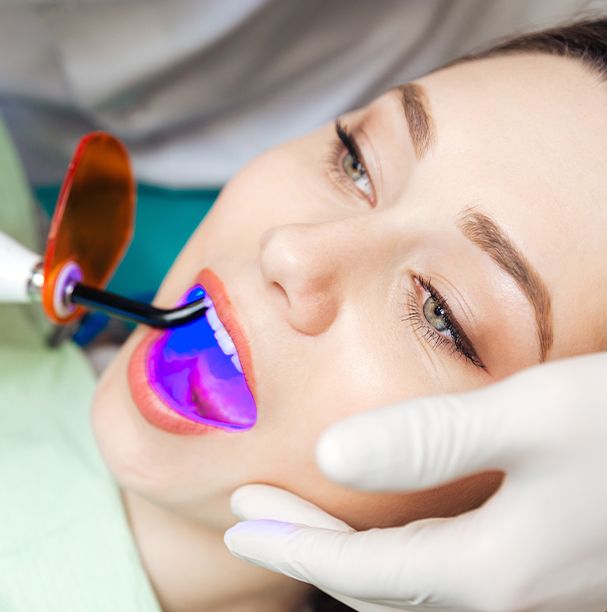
top-left (0, 132), bottom-right (207, 329)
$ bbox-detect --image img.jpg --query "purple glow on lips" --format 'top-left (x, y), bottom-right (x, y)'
top-left (146, 285), bottom-right (257, 431)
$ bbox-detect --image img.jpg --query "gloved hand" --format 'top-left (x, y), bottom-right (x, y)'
top-left (224, 353), bottom-right (607, 612)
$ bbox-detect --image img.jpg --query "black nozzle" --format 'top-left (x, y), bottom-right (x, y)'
top-left (69, 283), bottom-right (208, 329)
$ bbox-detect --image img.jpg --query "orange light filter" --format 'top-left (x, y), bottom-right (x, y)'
top-left (42, 132), bottom-right (135, 324)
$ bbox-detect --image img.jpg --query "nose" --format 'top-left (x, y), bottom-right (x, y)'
top-left (259, 222), bottom-right (349, 335)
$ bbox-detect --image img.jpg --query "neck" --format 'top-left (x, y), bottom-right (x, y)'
top-left (121, 490), bottom-right (311, 612)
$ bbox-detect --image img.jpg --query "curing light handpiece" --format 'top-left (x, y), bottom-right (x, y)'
top-left (0, 230), bottom-right (207, 329)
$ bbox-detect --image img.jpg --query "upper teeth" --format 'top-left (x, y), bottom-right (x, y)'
top-left (203, 296), bottom-right (243, 373)
top-left (215, 327), bottom-right (236, 355)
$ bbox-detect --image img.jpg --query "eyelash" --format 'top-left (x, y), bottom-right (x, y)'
top-left (402, 276), bottom-right (485, 370)
top-left (328, 119), bottom-right (375, 204)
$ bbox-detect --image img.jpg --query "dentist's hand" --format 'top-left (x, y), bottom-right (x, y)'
top-left (225, 354), bottom-right (607, 612)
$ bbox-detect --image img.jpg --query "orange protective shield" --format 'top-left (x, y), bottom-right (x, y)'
top-left (42, 132), bottom-right (135, 324)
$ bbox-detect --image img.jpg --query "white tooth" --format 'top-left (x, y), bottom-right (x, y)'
top-left (231, 354), bottom-right (243, 373)
top-left (206, 306), bottom-right (222, 332)
top-left (215, 327), bottom-right (237, 356)
top-left (202, 296), bottom-right (213, 307)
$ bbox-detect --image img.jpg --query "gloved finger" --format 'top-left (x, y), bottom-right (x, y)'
top-left (229, 486), bottom-right (397, 611)
top-left (315, 373), bottom-right (537, 492)
top-left (230, 484), bottom-right (352, 531)
top-left (224, 512), bottom-right (479, 608)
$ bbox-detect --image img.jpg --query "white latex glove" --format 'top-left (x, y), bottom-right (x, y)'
top-left (224, 353), bottom-right (607, 612)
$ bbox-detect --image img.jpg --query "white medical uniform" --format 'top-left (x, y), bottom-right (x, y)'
top-left (0, 0), bottom-right (601, 188)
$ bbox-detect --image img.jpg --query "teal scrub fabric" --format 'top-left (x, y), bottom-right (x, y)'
top-left (0, 123), bottom-right (160, 611)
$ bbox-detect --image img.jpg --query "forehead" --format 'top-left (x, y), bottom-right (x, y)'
top-left (417, 54), bottom-right (607, 198)
top-left (415, 54), bottom-right (607, 356)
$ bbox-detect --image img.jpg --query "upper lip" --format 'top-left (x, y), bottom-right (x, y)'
top-left (195, 268), bottom-right (257, 400)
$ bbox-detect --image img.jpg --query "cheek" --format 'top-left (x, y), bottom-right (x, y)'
top-left (248, 385), bottom-right (502, 530)
top-left (251, 398), bottom-right (502, 530)
top-left (253, 412), bottom-right (503, 529)
top-left (250, 372), bottom-right (503, 529)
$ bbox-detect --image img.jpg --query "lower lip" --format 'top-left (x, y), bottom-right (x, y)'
top-left (127, 269), bottom-right (256, 436)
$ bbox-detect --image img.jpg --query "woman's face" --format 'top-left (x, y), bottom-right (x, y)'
top-left (93, 53), bottom-right (607, 531)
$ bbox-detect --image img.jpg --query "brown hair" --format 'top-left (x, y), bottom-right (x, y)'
top-left (312, 15), bottom-right (607, 612)
top-left (444, 15), bottom-right (607, 79)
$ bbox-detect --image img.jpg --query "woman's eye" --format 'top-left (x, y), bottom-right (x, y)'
top-left (406, 275), bottom-right (485, 370)
top-left (332, 119), bottom-right (375, 203)
top-left (422, 294), bottom-right (450, 335)
top-left (342, 151), bottom-right (373, 197)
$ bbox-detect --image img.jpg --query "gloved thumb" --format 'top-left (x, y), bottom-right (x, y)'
top-left (315, 368), bottom-right (543, 492)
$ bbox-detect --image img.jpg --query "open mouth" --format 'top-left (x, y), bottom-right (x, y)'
top-left (145, 283), bottom-right (257, 431)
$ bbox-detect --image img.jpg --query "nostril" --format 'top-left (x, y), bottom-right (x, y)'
top-left (270, 280), bottom-right (290, 308)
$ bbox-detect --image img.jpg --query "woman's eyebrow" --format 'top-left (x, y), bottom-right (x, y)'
top-left (457, 210), bottom-right (554, 361)
top-left (395, 83), bottom-right (436, 158)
